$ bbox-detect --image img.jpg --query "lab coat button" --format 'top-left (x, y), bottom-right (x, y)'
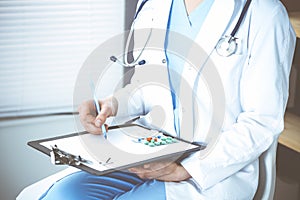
top-left (162, 58), bottom-right (166, 63)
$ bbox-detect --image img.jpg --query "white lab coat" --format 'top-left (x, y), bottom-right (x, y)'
top-left (114, 0), bottom-right (296, 199)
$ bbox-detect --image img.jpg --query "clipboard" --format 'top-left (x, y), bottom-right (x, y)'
top-left (28, 124), bottom-right (204, 176)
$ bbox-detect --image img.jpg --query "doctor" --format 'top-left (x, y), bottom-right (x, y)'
top-left (40, 0), bottom-right (296, 199)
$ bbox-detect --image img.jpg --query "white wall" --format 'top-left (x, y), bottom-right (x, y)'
top-left (0, 1), bottom-right (138, 199)
top-left (0, 115), bottom-right (78, 200)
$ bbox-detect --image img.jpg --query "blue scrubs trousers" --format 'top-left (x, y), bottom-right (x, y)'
top-left (39, 171), bottom-right (166, 200)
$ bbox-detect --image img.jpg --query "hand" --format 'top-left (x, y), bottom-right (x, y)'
top-left (128, 161), bottom-right (191, 182)
top-left (78, 96), bottom-right (118, 134)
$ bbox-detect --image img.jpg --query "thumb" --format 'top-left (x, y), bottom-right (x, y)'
top-left (94, 105), bottom-right (111, 128)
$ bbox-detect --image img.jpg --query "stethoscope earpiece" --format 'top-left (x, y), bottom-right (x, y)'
top-left (110, 0), bottom-right (152, 68)
top-left (110, 55), bottom-right (146, 67)
top-left (138, 60), bottom-right (146, 65)
top-left (110, 56), bottom-right (118, 63)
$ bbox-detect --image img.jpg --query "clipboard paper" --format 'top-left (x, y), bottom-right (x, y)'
top-left (28, 124), bottom-right (204, 176)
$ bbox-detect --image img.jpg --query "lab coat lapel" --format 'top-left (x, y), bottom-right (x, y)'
top-left (194, 0), bottom-right (235, 53)
top-left (152, 0), bottom-right (172, 29)
top-left (178, 0), bottom-right (235, 141)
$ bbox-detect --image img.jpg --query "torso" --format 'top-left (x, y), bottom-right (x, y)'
top-left (184, 0), bottom-right (205, 15)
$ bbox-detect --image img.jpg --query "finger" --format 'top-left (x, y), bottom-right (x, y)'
top-left (78, 101), bottom-right (96, 124)
top-left (85, 122), bottom-right (103, 135)
top-left (129, 170), bottom-right (149, 180)
top-left (78, 100), bottom-right (109, 135)
top-left (142, 162), bottom-right (178, 179)
top-left (95, 106), bottom-right (111, 127)
top-left (132, 162), bottom-right (171, 174)
top-left (154, 173), bottom-right (178, 182)
top-left (142, 168), bottom-right (171, 179)
top-left (128, 166), bottom-right (147, 173)
top-left (82, 114), bottom-right (102, 135)
top-left (79, 106), bottom-right (101, 134)
top-left (143, 164), bottom-right (151, 169)
top-left (128, 162), bottom-right (172, 179)
top-left (128, 168), bottom-right (138, 173)
top-left (143, 161), bottom-right (172, 171)
top-left (129, 163), bottom-right (160, 173)
top-left (156, 165), bottom-right (191, 182)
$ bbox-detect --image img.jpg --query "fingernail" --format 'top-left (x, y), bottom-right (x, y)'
top-left (128, 168), bottom-right (136, 173)
top-left (95, 120), bottom-right (101, 127)
top-left (143, 164), bottom-right (150, 169)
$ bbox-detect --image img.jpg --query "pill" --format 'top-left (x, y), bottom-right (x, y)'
top-left (149, 143), bottom-right (155, 147)
top-left (166, 139), bottom-right (173, 144)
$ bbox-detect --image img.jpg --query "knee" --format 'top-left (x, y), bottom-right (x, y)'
top-left (39, 171), bottom-right (89, 200)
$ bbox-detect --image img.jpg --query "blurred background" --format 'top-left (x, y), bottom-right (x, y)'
top-left (0, 0), bottom-right (299, 199)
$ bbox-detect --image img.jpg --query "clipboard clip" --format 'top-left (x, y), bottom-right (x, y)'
top-left (50, 145), bottom-right (92, 166)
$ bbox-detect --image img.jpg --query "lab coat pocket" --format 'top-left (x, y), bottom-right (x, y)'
top-left (210, 52), bottom-right (247, 115)
top-left (211, 52), bottom-right (247, 84)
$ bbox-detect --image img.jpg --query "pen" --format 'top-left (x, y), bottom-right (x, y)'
top-left (90, 80), bottom-right (107, 139)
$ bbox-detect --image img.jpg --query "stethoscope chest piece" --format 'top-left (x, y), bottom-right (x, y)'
top-left (216, 35), bottom-right (237, 57)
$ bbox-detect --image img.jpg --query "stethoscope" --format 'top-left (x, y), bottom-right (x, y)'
top-left (215, 0), bottom-right (252, 56)
top-left (110, 0), bottom-right (150, 67)
top-left (110, 0), bottom-right (252, 67)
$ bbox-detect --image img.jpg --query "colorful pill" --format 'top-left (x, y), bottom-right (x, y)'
top-left (149, 143), bottom-right (155, 147)
top-left (154, 142), bottom-right (161, 146)
top-left (166, 139), bottom-right (173, 144)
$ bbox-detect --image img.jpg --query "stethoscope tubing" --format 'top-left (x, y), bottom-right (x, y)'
top-left (134, 0), bottom-right (149, 20)
top-left (230, 0), bottom-right (252, 38)
top-left (112, 0), bottom-right (252, 67)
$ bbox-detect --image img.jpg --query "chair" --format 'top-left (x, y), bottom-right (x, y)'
top-left (253, 139), bottom-right (278, 200)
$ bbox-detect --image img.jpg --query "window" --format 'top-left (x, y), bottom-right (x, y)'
top-left (0, 0), bottom-right (125, 118)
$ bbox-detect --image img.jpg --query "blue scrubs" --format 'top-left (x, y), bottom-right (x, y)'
top-left (166, 0), bottom-right (214, 137)
top-left (39, 0), bottom-right (214, 199)
top-left (39, 171), bottom-right (166, 200)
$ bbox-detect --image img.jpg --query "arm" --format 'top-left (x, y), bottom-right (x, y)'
top-left (180, 3), bottom-right (296, 190)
